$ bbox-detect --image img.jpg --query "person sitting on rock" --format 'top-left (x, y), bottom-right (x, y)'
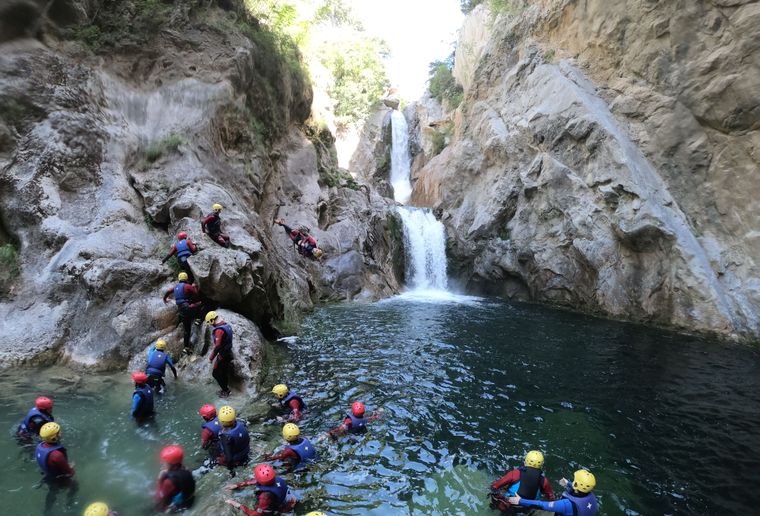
top-left (161, 231), bottom-right (198, 282)
top-left (163, 272), bottom-right (204, 353)
top-left (224, 464), bottom-right (297, 515)
top-left (206, 311), bottom-right (234, 398)
top-left (263, 423), bottom-right (317, 472)
top-left (270, 384), bottom-right (306, 422)
top-left (16, 396), bottom-right (54, 443)
top-left (144, 339), bottom-right (177, 394)
top-left (201, 203), bottom-right (230, 248)
top-left (274, 218), bottom-right (324, 260)
top-left (155, 445), bottom-right (195, 512)
top-left (490, 450), bottom-right (555, 513)
top-left (217, 406), bottom-right (250, 470)
top-left (509, 469), bottom-right (599, 516)
top-left (130, 372), bottom-right (155, 424)
top-left (327, 402), bottom-right (383, 439)
top-left (198, 404), bottom-right (222, 464)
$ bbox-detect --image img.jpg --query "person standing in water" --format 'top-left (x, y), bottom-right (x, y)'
top-left (36, 422), bottom-right (77, 512)
top-left (509, 469), bottom-right (599, 516)
top-left (490, 450), bottom-right (556, 512)
top-left (198, 404), bottom-right (222, 463)
top-left (155, 445), bottom-right (195, 512)
top-left (217, 406), bottom-right (250, 470)
top-left (16, 396), bottom-right (54, 442)
top-left (130, 372), bottom-right (155, 424)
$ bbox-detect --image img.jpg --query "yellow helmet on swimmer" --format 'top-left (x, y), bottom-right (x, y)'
top-left (212, 203), bottom-right (223, 212)
top-left (84, 502), bottom-right (110, 516)
top-left (155, 339), bottom-right (167, 351)
top-left (282, 423), bottom-right (300, 442)
top-left (204, 311), bottom-right (218, 324)
top-left (40, 422), bottom-right (61, 443)
top-left (218, 405), bottom-right (236, 425)
top-left (525, 450), bottom-right (544, 468)
top-left (272, 384), bottom-right (289, 399)
top-left (177, 272), bottom-right (189, 282)
top-left (572, 469), bottom-right (596, 493)
top-left (305, 513), bottom-right (327, 516)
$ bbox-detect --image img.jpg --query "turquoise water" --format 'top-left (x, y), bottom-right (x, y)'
top-left (1, 297), bottom-right (759, 515)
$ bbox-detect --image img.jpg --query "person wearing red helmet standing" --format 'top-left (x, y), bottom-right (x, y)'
top-left (161, 231), bottom-right (199, 282)
top-left (130, 372), bottom-right (155, 424)
top-left (155, 445), bottom-right (195, 512)
top-left (224, 463), bottom-right (297, 515)
top-left (199, 404), bottom-right (222, 462)
top-left (327, 402), bottom-right (383, 439)
top-left (16, 396), bottom-right (55, 442)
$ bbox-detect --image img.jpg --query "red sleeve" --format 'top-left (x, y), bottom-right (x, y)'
top-left (256, 492), bottom-right (275, 514)
top-left (188, 240), bottom-right (198, 252)
top-left (288, 399), bottom-right (302, 421)
top-left (541, 476), bottom-right (556, 501)
top-left (232, 478), bottom-right (257, 490)
top-left (201, 427), bottom-right (214, 448)
top-left (491, 469), bottom-right (520, 490)
top-left (47, 450), bottom-right (74, 476)
top-left (270, 447), bottom-right (300, 461)
top-left (235, 504), bottom-right (259, 516)
top-left (185, 284), bottom-right (199, 296)
top-left (155, 477), bottom-right (178, 508)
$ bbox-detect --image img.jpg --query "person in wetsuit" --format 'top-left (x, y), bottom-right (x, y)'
top-left (144, 339), bottom-right (177, 394)
top-left (270, 384), bottom-right (306, 422)
top-left (161, 231), bottom-right (198, 282)
top-left (206, 311), bottom-right (234, 398)
top-left (509, 469), bottom-right (599, 516)
top-left (490, 450), bottom-right (555, 513)
top-left (274, 218), bottom-right (324, 260)
top-left (17, 396), bottom-right (54, 442)
top-left (163, 272), bottom-right (205, 353)
top-left (155, 445), bottom-right (195, 512)
top-left (201, 203), bottom-right (230, 248)
top-left (224, 464), bottom-right (297, 515)
top-left (263, 423), bottom-right (317, 472)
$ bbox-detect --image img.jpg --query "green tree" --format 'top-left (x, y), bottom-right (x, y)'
top-left (427, 55), bottom-right (463, 108)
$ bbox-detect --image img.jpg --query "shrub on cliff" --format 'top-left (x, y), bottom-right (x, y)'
top-left (428, 56), bottom-right (463, 109)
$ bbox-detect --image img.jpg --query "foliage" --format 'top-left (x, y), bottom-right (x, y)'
top-left (431, 122), bottom-right (454, 157)
top-left (0, 243), bottom-right (19, 296)
top-left (460, 0), bottom-right (530, 14)
top-left (144, 133), bottom-right (183, 163)
top-left (314, 0), bottom-right (363, 29)
top-left (65, 0), bottom-right (172, 49)
top-left (428, 55), bottom-right (464, 109)
top-left (544, 48), bottom-right (556, 63)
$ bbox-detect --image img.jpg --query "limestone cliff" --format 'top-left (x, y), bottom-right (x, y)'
top-left (0, 0), bottom-right (402, 370)
top-left (409, 0), bottom-right (760, 340)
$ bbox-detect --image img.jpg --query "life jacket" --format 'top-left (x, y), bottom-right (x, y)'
top-left (174, 282), bottom-right (189, 306)
top-left (201, 417), bottom-right (222, 438)
top-left (165, 468), bottom-right (195, 509)
top-left (176, 239), bottom-right (192, 259)
top-left (287, 437), bottom-right (317, 470)
top-left (146, 349), bottom-right (168, 376)
top-left (36, 442), bottom-right (66, 479)
top-left (280, 392), bottom-right (305, 412)
top-left (563, 490), bottom-right (599, 516)
top-left (256, 476), bottom-right (289, 510)
top-left (212, 323), bottom-right (234, 360)
top-left (346, 413), bottom-right (367, 434)
top-left (206, 213), bottom-right (221, 234)
top-left (133, 384), bottom-right (155, 418)
top-left (19, 407), bottom-right (54, 435)
top-left (220, 420), bottom-right (250, 464)
top-left (506, 466), bottom-right (544, 499)
top-left (296, 235), bottom-right (317, 256)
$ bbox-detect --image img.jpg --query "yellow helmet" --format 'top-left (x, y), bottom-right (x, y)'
top-left (204, 311), bottom-right (218, 324)
top-left (155, 339), bottom-right (167, 351)
top-left (572, 469), bottom-right (596, 493)
top-left (218, 405), bottom-right (236, 425)
top-left (177, 272), bottom-right (189, 282)
top-left (40, 422), bottom-right (61, 443)
top-left (525, 450), bottom-right (544, 468)
top-left (282, 423), bottom-right (300, 442)
top-left (271, 384), bottom-right (288, 399)
top-left (84, 502), bottom-right (110, 516)
top-left (306, 513), bottom-right (327, 516)
top-left (212, 203), bottom-right (223, 212)
top-left (312, 248), bottom-right (324, 259)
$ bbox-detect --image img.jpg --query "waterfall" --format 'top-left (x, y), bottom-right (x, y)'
top-left (390, 110), bottom-right (413, 204)
top-left (389, 109), bottom-right (448, 292)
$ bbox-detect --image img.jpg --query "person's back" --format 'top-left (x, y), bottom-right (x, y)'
top-left (17, 397), bottom-right (54, 439)
top-left (509, 469), bottom-right (598, 516)
top-left (220, 419), bottom-right (250, 465)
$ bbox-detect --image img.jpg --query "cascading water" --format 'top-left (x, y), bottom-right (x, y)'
top-left (390, 109), bottom-right (448, 292)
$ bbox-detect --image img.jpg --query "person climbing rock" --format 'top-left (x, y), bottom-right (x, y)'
top-left (271, 384), bottom-right (306, 422)
top-left (274, 218), bottom-right (324, 260)
top-left (145, 339), bottom-right (177, 394)
top-left (161, 231), bottom-right (198, 282)
top-left (217, 405), bottom-right (250, 470)
top-left (36, 422), bottom-right (78, 512)
top-left (163, 272), bottom-right (204, 353)
top-left (508, 469), bottom-right (598, 516)
top-left (130, 372), bottom-right (155, 424)
top-left (201, 203), bottom-right (230, 248)
top-left (16, 396), bottom-right (54, 442)
top-left (199, 404), bottom-right (222, 463)
top-left (490, 450), bottom-right (555, 513)
top-left (224, 463), bottom-right (297, 515)
top-left (327, 402), bottom-right (383, 439)
top-left (83, 502), bottom-right (118, 516)
top-left (155, 445), bottom-right (195, 512)
top-left (262, 423), bottom-right (318, 472)
top-left (206, 311), bottom-right (234, 398)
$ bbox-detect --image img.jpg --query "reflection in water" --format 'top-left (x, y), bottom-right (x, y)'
top-left (1, 299), bottom-right (759, 515)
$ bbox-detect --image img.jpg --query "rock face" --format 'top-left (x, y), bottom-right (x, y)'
top-left (0, 0), bottom-right (402, 369)
top-left (411, 0), bottom-right (760, 340)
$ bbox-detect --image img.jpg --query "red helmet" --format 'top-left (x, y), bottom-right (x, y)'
top-left (199, 404), bottom-right (216, 419)
top-left (254, 463), bottom-right (275, 485)
top-left (160, 444), bottom-right (184, 465)
top-left (35, 396), bottom-right (53, 411)
top-left (131, 371), bottom-right (148, 384)
top-left (177, 231), bottom-right (188, 240)
top-left (351, 401), bottom-right (365, 417)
